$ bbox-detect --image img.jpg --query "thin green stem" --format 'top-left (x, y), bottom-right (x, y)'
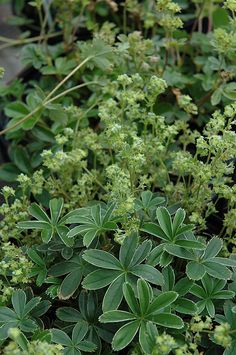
top-left (0, 81), bottom-right (100, 136)
top-left (46, 81), bottom-right (101, 105)
top-left (83, 166), bottom-right (107, 192)
top-left (44, 56), bottom-right (92, 101)
top-left (0, 49), bottom-right (112, 136)
top-left (74, 98), bottom-right (100, 136)
top-left (0, 32), bottom-right (62, 51)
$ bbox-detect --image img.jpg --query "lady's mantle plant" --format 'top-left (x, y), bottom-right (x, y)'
top-left (0, 0), bottom-right (236, 354)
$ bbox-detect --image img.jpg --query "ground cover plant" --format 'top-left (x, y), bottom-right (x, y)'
top-left (0, 0), bottom-right (236, 353)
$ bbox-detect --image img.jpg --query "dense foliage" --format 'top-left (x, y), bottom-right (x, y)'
top-left (0, 0), bottom-right (236, 354)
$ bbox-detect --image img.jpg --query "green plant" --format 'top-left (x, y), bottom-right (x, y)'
top-left (0, 290), bottom-right (50, 340)
top-left (66, 203), bottom-right (119, 247)
top-left (82, 232), bottom-right (163, 312)
top-left (190, 274), bottom-right (235, 317)
top-left (51, 321), bottom-right (96, 354)
top-left (99, 278), bottom-right (183, 352)
top-left (48, 253), bottom-right (85, 300)
top-left (142, 206), bottom-right (203, 267)
top-left (214, 301), bottom-right (236, 353)
top-left (56, 290), bottom-right (114, 352)
top-left (2, 327), bottom-right (63, 354)
top-left (0, 0), bottom-right (236, 353)
top-left (18, 198), bottom-right (73, 246)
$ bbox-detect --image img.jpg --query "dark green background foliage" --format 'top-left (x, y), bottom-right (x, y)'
top-left (0, 0), bottom-right (236, 354)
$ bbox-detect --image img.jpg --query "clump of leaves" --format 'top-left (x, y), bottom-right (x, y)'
top-left (18, 198), bottom-right (73, 247)
top-left (0, 290), bottom-right (50, 340)
top-left (100, 279), bottom-right (183, 352)
top-left (51, 321), bottom-right (97, 354)
top-left (82, 232), bottom-right (163, 312)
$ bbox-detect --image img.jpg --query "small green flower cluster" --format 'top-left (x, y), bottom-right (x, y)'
top-left (151, 316), bottom-right (214, 355)
top-left (0, 187), bottom-right (29, 241)
top-left (156, 0), bottom-right (183, 32)
top-left (177, 95), bottom-right (198, 115)
top-left (94, 22), bottom-right (117, 45)
top-left (224, 0), bottom-right (236, 11)
top-left (134, 303), bottom-right (234, 354)
top-left (212, 28), bottom-right (236, 55)
top-left (146, 75), bottom-right (167, 106)
top-left (106, 164), bottom-right (135, 214)
top-left (173, 316), bottom-right (213, 355)
top-left (213, 323), bottom-right (232, 349)
top-left (170, 103), bottom-right (236, 232)
top-left (0, 282), bottom-right (13, 305)
top-left (0, 243), bottom-right (33, 285)
top-left (17, 171), bottom-right (44, 196)
top-left (41, 148), bottom-right (86, 172)
top-left (121, 31), bottom-right (154, 70)
top-left (40, 147), bottom-right (98, 208)
top-left (98, 73), bottom-right (180, 212)
top-left (190, 315), bottom-right (212, 333)
top-left (4, 340), bottom-right (63, 355)
top-left (224, 207), bottom-right (236, 237)
top-left (0, 243), bottom-right (33, 304)
top-left (152, 333), bottom-right (177, 355)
